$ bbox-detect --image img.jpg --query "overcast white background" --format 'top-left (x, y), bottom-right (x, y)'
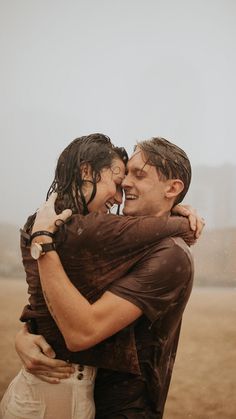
top-left (0, 0), bottom-right (235, 225)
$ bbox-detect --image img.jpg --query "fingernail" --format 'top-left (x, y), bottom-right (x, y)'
top-left (49, 352), bottom-right (56, 358)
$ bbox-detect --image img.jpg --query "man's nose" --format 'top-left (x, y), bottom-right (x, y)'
top-left (121, 174), bottom-right (132, 189)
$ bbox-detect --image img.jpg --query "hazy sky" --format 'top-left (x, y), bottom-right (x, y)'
top-left (1, 0), bottom-right (236, 224)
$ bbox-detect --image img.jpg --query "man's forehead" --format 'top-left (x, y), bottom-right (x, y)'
top-left (127, 147), bottom-right (149, 169)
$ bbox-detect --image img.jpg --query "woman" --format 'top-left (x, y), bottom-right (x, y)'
top-left (1, 133), bottom-right (198, 419)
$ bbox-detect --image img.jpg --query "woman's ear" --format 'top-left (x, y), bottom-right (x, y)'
top-left (165, 179), bottom-right (184, 200)
top-left (80, 162), bottom-right (93, 180)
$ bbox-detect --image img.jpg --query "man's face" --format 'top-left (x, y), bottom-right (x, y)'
top-left (122, 147), bottom-right (170, 217)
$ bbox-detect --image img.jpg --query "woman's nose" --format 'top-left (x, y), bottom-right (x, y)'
top-left (114, 188), bottom-right (123, 205)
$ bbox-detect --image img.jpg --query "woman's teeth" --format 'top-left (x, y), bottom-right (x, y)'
top-left (105, 201), bottom-right (113, 210)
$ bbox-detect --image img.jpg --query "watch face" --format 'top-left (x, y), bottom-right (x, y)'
top-left (30, 242), bottom-right (42, 260)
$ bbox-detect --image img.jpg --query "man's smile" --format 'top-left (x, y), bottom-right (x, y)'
top-left (125, 194), bottom-right (138, 200)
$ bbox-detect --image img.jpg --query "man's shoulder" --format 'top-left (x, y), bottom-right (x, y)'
top-left (168, 236), bottom-right (193, 257)
top-left (148, 234), bottom-right (192, 252)
top-left (140, 235), bottom-right (194, 273)
top-left (169, 236), bottom-right (194, 271)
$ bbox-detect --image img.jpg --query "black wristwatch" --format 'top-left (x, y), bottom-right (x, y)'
top-left (30, 242), bottom-right (57, 260)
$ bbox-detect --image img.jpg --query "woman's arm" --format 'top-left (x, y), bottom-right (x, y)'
top-left (36, 194), bottom-right (203, 260)
top-left (172, 203), bottom-right (205, 238)
top-left (34, 245), bottom-right (142, 351)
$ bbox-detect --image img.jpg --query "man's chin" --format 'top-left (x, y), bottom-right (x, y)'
top-left (123, 205), bottom-right (137, 216)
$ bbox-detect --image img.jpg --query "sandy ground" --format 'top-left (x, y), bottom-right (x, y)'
top-left (0, 278), bottom-right (235, 419)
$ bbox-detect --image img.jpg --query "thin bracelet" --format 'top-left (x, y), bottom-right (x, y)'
top-left (30, 230), bottom-right (55, 243)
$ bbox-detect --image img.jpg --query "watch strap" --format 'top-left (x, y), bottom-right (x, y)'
top-left (41, 242), bottom-right (57, 253)
top-left (30, 230), bottom-right (55, 243)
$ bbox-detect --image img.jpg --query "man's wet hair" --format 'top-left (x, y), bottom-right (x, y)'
top-left (136, 137), bottom-right (191, 204)
top-left (47, 133), bottom-right (128, 215)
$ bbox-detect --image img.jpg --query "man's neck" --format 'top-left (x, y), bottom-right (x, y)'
top-left (153, 209), bottom-right (171, 218)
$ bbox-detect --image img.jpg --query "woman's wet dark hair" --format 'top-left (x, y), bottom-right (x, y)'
top-left (47, 133), bottom-right (128, 215)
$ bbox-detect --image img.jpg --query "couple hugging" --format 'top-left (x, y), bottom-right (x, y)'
top-left (1, 133), bottom-right (204, 419)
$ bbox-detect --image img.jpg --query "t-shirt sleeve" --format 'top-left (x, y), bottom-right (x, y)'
top-left (69, 213), bottom-right (195, 257)
top-left (108, 238), bottom-right (194, 324)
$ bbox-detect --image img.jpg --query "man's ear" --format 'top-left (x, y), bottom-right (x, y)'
top-left (165, 179), bottom-right (184, 200)
top-left (80, 162), bottom-right (93, 180)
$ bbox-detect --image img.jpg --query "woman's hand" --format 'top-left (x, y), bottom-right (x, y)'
top-left (15, 325), bottom-right (74, 383)
top-left (172, 204), bottom-right (205, 239)
top-left (32, 193), bottom-right (72, 235)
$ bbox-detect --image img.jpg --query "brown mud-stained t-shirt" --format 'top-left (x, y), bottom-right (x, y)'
top-left (20, 212), bottom-right (194, 378)
top-left (96, 236), bottom-right (194, 418)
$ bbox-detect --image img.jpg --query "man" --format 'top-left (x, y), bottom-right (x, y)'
top-left (16, 137), bottom-right (203, 418)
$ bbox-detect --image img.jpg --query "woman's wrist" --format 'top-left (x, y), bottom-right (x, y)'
top-left (30, 230), bottom-right (55, 243)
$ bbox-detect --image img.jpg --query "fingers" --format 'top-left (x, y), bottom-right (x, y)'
top-left (187, 214), bottom-right (206, 236)
top-left (35, 193), bottom-right (72, 229)
top-left (43, 345), bottom-right (56, 359)
top-left (37, 192), bottom-right (58, 213)
top-left (25, 352), bottom-right (71, 371)
top-left (173, 204), bottom-right (204, 234)
top-left (35, 335), bottom-right (56, 359)
top-left (195, 217), bottom-right (205, 239)
top-left (34, 374), bottom-right (61, 384)
top-left (179, 207), bottom-right (191, 217)
top-left (60, 208), bottom-right (73, 221)
top-left (37, 353), bottom-right (71, 369)
top-left (25, 364), bottom-right (75, 384)
top-left (172, 204), bottom-right (191, 217)
top-left (188, 214), bottom-right (197, 232)
top-left (28, 368), bottom-right (73, 379)
top-left (26, 358), bottom-right (69, 371)
top-left (47, 192), bottom-right (58, 205)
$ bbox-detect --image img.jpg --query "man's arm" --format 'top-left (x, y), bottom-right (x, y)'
top-left (37, 249), bottom-right (142, 351)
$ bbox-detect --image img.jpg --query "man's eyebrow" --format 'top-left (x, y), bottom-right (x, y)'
top-left (133, 165), bottom-right (148, 173)
top-left (125, 166), bottom-right (147, 177)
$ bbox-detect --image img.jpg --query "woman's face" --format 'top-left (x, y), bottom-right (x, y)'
top-left (83, 158), bottom-right (126, 214)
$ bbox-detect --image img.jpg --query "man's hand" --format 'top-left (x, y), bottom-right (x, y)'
top-left (172, 204), bottom-right (205, 239)
top-left (32, 193), bottom-right (72, 235)
top-left (15, 325), bottom-right (74, 383)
